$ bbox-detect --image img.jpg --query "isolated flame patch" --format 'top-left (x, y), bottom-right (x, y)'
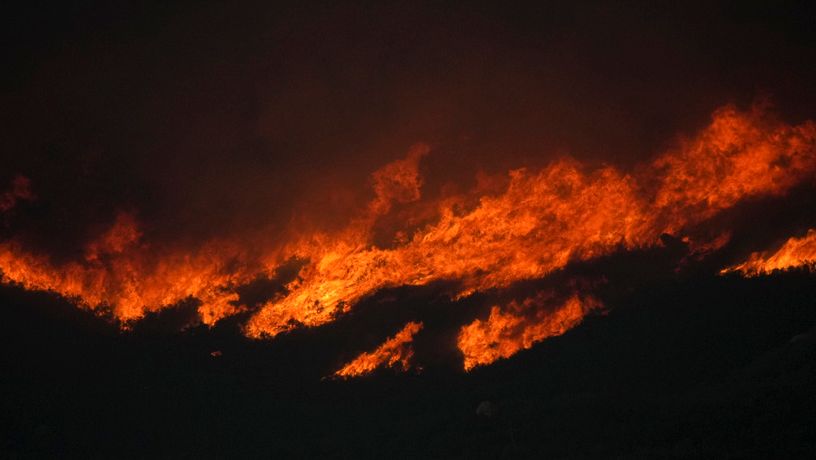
top-left (722, 229), bottom-right (816, 276)
top-left (334, 321), bottom-right (423, 378)
top-left (458, 294), bottom-right (601, 370)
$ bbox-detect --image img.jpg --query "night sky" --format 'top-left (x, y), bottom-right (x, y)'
top-left (3, 2), bottom-right (816, 458)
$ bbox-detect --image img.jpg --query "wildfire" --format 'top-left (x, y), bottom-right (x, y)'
top-left (721, 229), bottom-right (816, 276)
top-left (458, 294), bottom-right (601, 371)
top-left (333, 321), bottom-right (423, 378)
top-left (246, 105), bottom-right (816, 339)
top-left (0, 211), bottom-right (259, 324)
top-left (1, 104), bottom-right (816, 372)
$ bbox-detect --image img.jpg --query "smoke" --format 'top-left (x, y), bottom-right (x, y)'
top-left (3, 2), bottom-right (816, 374)
top-left (4, 2), bottom-right (816, 248)
top-left (0, 176), bottom-right (33, 213)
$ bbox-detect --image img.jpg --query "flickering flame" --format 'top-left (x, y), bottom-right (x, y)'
top-left (333, 321), bottom-right (423, 378)
top-left (245, 105), bottom-right (816, 338)
top-left (0, 104), bottom-right (815, 372)
top-left (721, 229), bottom-right (816, 276)
top-left (0, 210), bottom-right (259, 324)
top-left (458, 294), bottom-right (601, 371)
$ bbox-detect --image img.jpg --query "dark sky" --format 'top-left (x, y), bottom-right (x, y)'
top-left (4, 4), bottom-right (816, 457)
top-left (2, 1), bottom-right (816, 251)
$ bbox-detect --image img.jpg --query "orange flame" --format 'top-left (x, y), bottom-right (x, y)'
top-left (458, 294), bottom-right (601, 371)
top-left (0, 105), bottom-right (815, 372)
top-left (333, 321), bottom-right (423, 378)
top-left (246, 105), bottom-right (816, 338)
top-left (651, 105), bottom-right (816, 231)
top-left (721, 229), bottom-right (816, 276)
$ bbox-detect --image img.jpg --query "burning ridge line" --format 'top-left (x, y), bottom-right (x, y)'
top-left (721, 229), bottom-right (816, 276)
top-left (1, 104), bottom-right (816, 371)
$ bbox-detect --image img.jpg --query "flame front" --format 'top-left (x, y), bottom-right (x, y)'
top-left (458, 294), bottom-right (601, 371)
top-left (0, 175), bottom-right (33, 212)
top-left (334, 321), bottom-right (423, 378)
top-left (722, 229), bottom-right (816, 276)
top-left (1, 104), bottom-right (816, 372)
top-left (0, 211), bottom-right (258, 324)
top-left (246, 105), bottom-right (816, 339)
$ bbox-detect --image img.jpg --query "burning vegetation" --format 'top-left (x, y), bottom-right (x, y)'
top-left (722, 229), bottom-right (816, 276)
top-left (458, 294), bottom-right (602, 370)
top-left (1, 104), bottom-right (816, 374)
top-left (334, 321), bottom-right (423, 378)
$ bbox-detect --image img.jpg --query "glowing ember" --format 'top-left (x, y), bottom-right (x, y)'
top-left (722, 229), bottom-right (816, 276)
top-left (457, 294), bottom-right (600, 370)
top-left (333, 321), bottom-right (423, 378)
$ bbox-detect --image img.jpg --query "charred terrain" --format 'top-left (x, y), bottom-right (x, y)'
top-left (3, 1), bottom-right (816, 458)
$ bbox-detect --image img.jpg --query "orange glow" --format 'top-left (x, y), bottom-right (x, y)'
top-left (651, 106), bottom-right (816, 232)
top-left (0, 211), bottom-right (259, 324)
top-left (458, 294), bottom-right (600, 370)
top-left (333, 321), bottom-right (423, 378)
top-left (0, 175), bottom-right (33, 212)
top-left (721, 229), bottom-right (816, 276)
top-left (1, 105), bottom-right (816, 371)
top-left (244, 159), bottom-right (640, 337)
top-left (245, 105), bottom-right (816, 338)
